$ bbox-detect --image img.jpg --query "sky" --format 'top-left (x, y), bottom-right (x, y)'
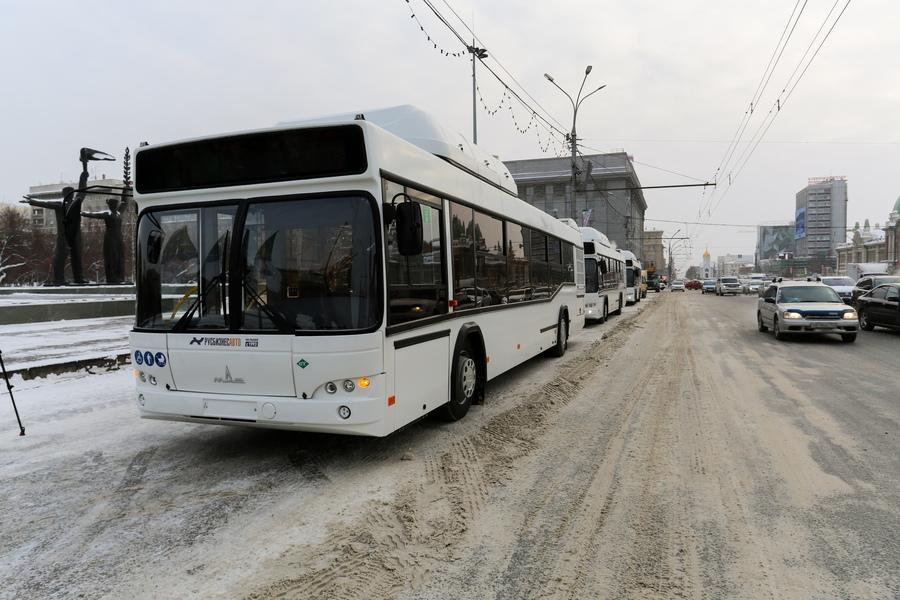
top-left (1, 0), bottom-right (898, 270)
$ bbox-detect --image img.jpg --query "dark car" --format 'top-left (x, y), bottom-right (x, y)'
top-left (857, 283), bottom-right (900, 331)
top-left (852, 275), bottom-right (900, 306)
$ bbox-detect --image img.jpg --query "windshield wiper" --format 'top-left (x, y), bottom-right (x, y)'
top-left (173, 231), bottom-right (230, 332)
top-left (239, 229), bottom-right (293, 333)
top-left (240, 277), bottom-right (293, 333)
top-left (173, 273), bottom-right (227, 331)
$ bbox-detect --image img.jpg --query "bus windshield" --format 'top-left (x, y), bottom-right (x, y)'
top-left (626, 267), bottom-right (636, 287)
top-left (136, 195), bottom-right (380, 332)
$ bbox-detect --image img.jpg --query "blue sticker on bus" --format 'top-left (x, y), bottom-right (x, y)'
top-left (144, 351), bottom-right (155, 367)
top-left (134, 350), bottom-right (143, 365)
top-left (154, 352), bottom-right (167, 368)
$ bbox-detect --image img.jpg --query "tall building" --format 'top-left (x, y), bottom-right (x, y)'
top-left (504, 152), bottom-right (647, 260)
top-left (794, 176), bottom-right (848, 258)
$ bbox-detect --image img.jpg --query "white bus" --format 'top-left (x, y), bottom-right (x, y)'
top-left (580, 227), bottom-right (625, 322)
top-left (129, 106), bottom-right (584, 437)
top-left (620, 250), bottom-right (643, 304)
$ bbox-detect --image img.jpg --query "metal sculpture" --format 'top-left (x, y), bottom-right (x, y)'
top-left (81, 197), bottom-right (126, 284)
top-left (20, 147), bottom-right (115, 285)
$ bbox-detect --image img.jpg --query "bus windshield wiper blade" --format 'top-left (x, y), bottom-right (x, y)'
top-left (173, 273), bottom-right (225, 332)
top-left (241, 278), bottom-right (293, 333)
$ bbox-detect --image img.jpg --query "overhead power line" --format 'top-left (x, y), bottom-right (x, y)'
top-left (436, 0), bottom-right (568, 132)
top-left (404, 0), bottom-right (570, 157)
top-left (703, 0), bottom-right (851, 222)
top-left (690, 0), bottom-right (852, 245)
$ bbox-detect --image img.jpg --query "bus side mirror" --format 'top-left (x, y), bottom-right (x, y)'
top-left (395, 201), bottom-right (423, 256)
top-left (764, 297), bottom-right (775, 304)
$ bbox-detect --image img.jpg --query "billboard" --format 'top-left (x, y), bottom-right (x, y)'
top-left (794, 208), bottom-right (807, 240)
top-left (757, 225), bottom-right (796, 260)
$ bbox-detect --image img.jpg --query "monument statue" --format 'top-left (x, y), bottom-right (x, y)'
top-left (20, 147), bottom-right (114, 285)
top-left (81, 197), bottom-right (127, 284)
top-left (21, 186), bottom-right (86, 285)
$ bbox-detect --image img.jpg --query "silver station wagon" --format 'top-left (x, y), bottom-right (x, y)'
top-left (757, 280), bottom-right (859, 343)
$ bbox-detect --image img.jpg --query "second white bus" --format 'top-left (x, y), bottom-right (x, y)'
top-left (580, 227), bottom-right (625, 322)
top-left (620, 249), bottom-right (643, 305)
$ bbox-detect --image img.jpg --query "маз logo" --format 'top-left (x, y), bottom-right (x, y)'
top-left (214, 366), bottom-right (245, 384)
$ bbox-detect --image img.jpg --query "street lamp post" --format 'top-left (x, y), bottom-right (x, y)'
top-left (544, 67), bottom-right (606, 220)
top-left (468, 42), bottom-right (488, 144)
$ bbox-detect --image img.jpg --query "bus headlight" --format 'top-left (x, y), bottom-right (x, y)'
top-left (325, 381), bottom-right (337, 394)
top-left (783, 311), bottom-right (802, 320)
top-left (342, 379), bottom-right (355, 392)
top-left (842, 311), bottom-right (857, 320)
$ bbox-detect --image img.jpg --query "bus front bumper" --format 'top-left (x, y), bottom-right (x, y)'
top-left (135, 388), bottom-right (388, 436)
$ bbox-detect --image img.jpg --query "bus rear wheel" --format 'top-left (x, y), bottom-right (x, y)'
top-left (441, 345), bottom-right (477, 421)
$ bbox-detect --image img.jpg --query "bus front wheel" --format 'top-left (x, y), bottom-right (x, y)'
top-left (550, 313), bottom-right (568, 358)
top-left (442, 345), bottom-right (477, 421)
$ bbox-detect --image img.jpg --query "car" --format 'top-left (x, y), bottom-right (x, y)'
top-left (647, 278), bottom-right (663, 292)
top-left (685, 279), bottom-right (701, 290)
top-left (743, 280), bottom-right (763, 295)
top-left (757, 280), bottom-right (859, 343)
top-left (856, 283), bottom-right (900, 331)
top-left (669, 280), bottom-right (685, 292)
top-left (820, 276), bottom-right (855, 304)
top-left (716, 276), bottom-right (742, 296)
top-left (851, 275), bottom-right (900, 306)
top-left (701, 279), bottom-right (716, 294)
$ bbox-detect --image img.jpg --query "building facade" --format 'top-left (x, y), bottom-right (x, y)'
top-left (504, 153), bottom-right (648, 261)
top-left (835, 196), bottom-right (900, 274)
top-left (794, 176), bottom-right (848, 258)
top-left (642, 229), bottom-right (665, 276)
top-left (716, 253), bottom-right (755, 276)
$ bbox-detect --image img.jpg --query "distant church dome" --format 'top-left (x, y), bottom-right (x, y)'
top-left (703, 248), bottom-right (710, 258)
top-left (894, 195), bottom-right (900, 214)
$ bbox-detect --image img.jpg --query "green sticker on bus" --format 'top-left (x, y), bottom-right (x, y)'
top-left (297, 359), bottom-right (310, 369)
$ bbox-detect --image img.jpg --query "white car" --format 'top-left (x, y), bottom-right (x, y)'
top-left (669, 280), bottom-right (685, 292)
top-left (757, 280), bottom-right (859, 343)
top-left (716, 276), bottom-right (742, 296)
top-left (820, 276), bottom-right (855, 304)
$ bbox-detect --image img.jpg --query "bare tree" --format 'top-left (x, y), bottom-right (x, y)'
top-left (0, 205), bottom-right (28, 285)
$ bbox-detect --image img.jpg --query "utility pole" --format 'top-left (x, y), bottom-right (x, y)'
top-left (544, 67), bottom-right (605, 220)
top-left (668, 228), bottom-right (682, 281)
top-left (468, 41), bottom-right (488, 144)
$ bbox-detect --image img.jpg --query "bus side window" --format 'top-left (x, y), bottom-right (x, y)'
top-left (506, 223), bottom-right (531, 303)
top-left (450, 202), bottom-right (476, 309)
top-left (384, 180), bottom-right (447, 326)
top-left (474, 209), bottom-right (505, 307)
top-left (530, 230), bottom-right (549, 298)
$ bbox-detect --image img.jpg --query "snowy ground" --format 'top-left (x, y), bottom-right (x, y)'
top-left (0, 316), bottom-right (132, 371)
